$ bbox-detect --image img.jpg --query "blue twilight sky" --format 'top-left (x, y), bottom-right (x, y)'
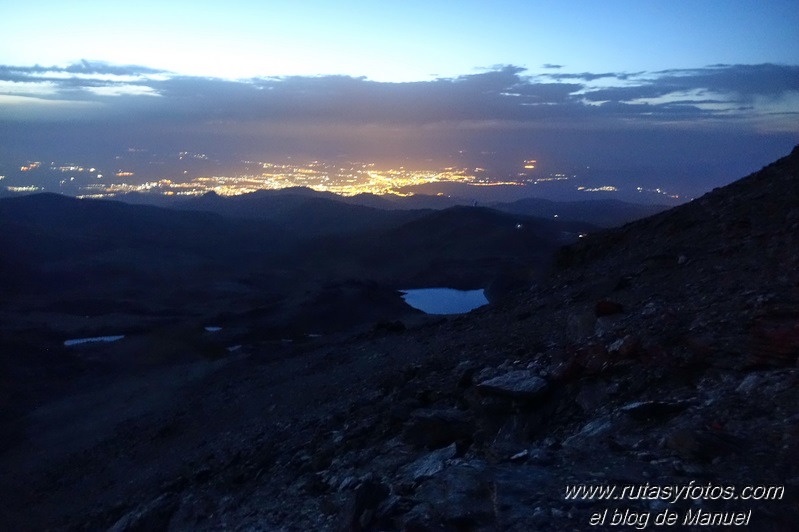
top-left (2, 0), bottom-right (797, 81)
top-left (1, 0), bottom-right (798, 200)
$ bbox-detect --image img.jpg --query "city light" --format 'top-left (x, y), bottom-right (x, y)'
top-left (74, 159), bottom-right (530, 199)
top-left (578, 186), bottom-right (618, 192)
top-left (3, 153), bottom-right (683, 201)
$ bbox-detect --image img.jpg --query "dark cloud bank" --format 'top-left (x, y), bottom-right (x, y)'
top-left (1, 62), bottom-right (797, 197)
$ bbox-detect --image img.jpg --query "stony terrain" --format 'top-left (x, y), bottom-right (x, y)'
top-left (1, 146), bottom-right (798, 531)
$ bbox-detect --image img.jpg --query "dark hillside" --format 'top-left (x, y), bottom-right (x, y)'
top-left (287, 205), bottom-right (595, 289)
top-left (557, 144), bottom-right (799, 271)
top-left (175, 189), bottom-right (430, 237)
top-left (0, 192), bottom-right (286, 261)
top-left (492, 197), bottom-right (669, 227)
top-left (1, 147), bottom-right (797, 531)
top-left (0, 193), bottom-right (287, 297)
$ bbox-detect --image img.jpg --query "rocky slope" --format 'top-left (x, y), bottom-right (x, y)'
top-left (1, 146), bottom-right (798, 531)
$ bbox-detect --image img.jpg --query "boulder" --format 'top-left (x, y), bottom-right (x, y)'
top-left (607, 335), bottom-right (639, 357)
top-left (562, 417), bottom-right (613, 448)
top-left (400, 443), bottom-right (457, 482)
top-left (402, 409), bottom-right (473, 449)
top-left (415, 462), bottom-right (495, 528)
top-left (476, 371), bottom-right (548, 401)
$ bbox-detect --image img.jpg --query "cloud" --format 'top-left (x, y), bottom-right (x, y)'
top-left (0, 62), bottom-right (166, 84)
top-left (1, 62), bottom-right (797, 130)
top-left (62, 60), bottom-right (166, 77)
top-left (542, 64), bottom-right (564, 69)
top-left (575, 64), bottom-right (799, 105)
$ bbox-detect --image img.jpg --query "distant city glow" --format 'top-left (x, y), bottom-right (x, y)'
top-left (73, 160), bottom-right (532, 199)
top-left (4, 153), bottom-right (690, 203)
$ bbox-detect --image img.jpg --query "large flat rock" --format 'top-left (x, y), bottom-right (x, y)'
top-left (476, 370), bottom-right (548, 400)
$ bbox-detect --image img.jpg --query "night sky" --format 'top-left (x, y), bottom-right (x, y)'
top-left (1, 0), bottom-right (797, 200)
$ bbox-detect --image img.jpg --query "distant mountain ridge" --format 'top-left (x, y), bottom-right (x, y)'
top-left (172, 189), bottom-right (431, 237)
top-left (108, 186), bottom-right (668, 230)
